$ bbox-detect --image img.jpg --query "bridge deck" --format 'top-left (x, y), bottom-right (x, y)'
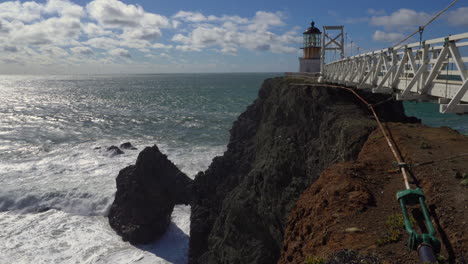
top-left (322, 32), bottom-right (468, 114)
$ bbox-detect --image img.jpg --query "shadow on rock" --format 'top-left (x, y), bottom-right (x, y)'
top-left (136, 222), bottom-right (190, 264)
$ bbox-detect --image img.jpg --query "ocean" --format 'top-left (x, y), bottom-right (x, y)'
top-left (1, 73), bottom-right (467, 264)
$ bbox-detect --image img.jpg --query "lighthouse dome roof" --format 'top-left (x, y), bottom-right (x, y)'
top-left (304, 21), bottom-right (321, 34)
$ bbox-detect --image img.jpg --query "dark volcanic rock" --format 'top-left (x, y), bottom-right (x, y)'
top-left (107, 145), bottom-right (124, 155)
top-left (189, 77), bottom-right (415, 264)
top-left (120, 142), bottom-right (137, 150)
top-left (108, 145), bottom-right (193, 244)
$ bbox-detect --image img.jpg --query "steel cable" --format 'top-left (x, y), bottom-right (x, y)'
top-left (294, 82), bottom-right (411, 189)
top-left (392, 0), bottom-right (459, 48)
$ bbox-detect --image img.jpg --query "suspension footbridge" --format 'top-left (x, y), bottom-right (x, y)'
top-left (288, 0), bottom-right (468, 114)
top-left (322, 32), bottom-right (468, 114)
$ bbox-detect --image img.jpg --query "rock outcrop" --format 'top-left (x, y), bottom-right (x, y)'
top-left (188, 77), bottom-right (415, 264)
top-left (120, 142), bottom-right (137, 150)
top-left (108, 145), bottom-right (193, 244)
top-left (107, 145), bottom-right (124, 155)
top-left (279, 123), bottom-right (468, 263)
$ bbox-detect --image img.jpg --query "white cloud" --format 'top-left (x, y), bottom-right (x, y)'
top-left (220, 46), bottom-right (237, 55)
top-left (370, 8), bottom-right (430, 30)
top-left (171, 11), bottom-right (298, 55)
top-left (120, 27), bottom-right (161, 41)
top-left (447, 7), bottom-right (468, 27)
top-left (44, 0), bottom-right (85, 18)
top-left (0, 0), bottom-right (84, 23)
top-left (9, 16), bottom-right (82, 46)
top-left (82, 22), bottom-right (113, 37)
top-left (216, 15), bottom-right (249, 24)
top-left (0, 1), bottom-right (308, 72)
top-left (152, 43), bottom-right (172, 49)
top-left (2, 58), bottom-right (22, 64)
top-left (83, 0), bottom-right (171, 52)
top-left (172, 20), bottom-right (181, 29)
top-left (372, 30), bottom-right (406, 42)
top-left (0, 1), bottom-right (43, 22)
top-left (175, 45), bottom-right (202, 52)
top-left (85, 37), bottom-right (121, 49)
top-left (172, 33), bottom-right (188, 43)
top-left (3, 45), bottom-right (18, 52)
top-left (109, 48), bottom-right (131, 58)
top-left (39, 45), bottom-right (69, 57)
top-left (71, 46), bottom-right (94, 55)
top-left (172, 11), bottom-right (250, 25)
top-left (173, 11), bottom-right (207, 23)
top-left (86, 0), bottom-right (169, 29)
top-left (247, 11), bottom-right (285, 31)
top-left (120, 39), bottom-right (153, 50)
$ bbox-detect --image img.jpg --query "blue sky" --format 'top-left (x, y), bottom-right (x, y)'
top-left (0, 0), bottom-right (466, 74)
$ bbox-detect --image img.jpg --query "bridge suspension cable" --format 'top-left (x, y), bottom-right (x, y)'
top-left (345, 32), bottom-right (361, 57)
top-left (392, 0), bottom-right (460, 48)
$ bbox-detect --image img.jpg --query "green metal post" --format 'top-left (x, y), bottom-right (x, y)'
top-left (396, 188), bottom-right (440, 254)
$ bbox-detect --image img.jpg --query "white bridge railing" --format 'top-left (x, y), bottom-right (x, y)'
top-left (322, 32), bottom-right (468, 113)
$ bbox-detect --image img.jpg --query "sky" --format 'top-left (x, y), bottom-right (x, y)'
top-left (0, 0), bottom-right (466, 74)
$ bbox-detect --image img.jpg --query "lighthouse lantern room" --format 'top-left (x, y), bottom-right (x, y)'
top-left (299, 21), bottom-right (322, 73)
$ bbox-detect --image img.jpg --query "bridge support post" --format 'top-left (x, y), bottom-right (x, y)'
top-left (320, 26), bottom-right (344, 77)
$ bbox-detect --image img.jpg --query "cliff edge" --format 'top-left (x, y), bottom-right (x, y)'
top-left (108, 76), bottom-right (467, 263)
top-left (189, 77), bottom-right (414, 264)
top-left (279, 123), bottom-right (468, 264)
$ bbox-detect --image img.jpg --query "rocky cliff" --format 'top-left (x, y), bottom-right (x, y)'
top-left (188, 77), bottom-right (414, 264)
top-left (109, 78), bottom-right (434, 264)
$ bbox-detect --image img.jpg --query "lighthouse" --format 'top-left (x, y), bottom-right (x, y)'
top-left (299, 21), bottom-right (321, 73)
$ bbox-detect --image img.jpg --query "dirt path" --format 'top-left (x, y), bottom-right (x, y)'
top-left (280, 123), bottom-right (468, 263)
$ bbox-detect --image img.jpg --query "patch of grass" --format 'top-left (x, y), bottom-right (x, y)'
top-left (284, 76), bottom-right (318, 85)
top-left (455, 172), bottom-right (468, 186)
top-left (420, 141), bottom-right (432, 149)
top-left (376, 213), bottom-right (415, 246)
top-left (305, 256), bottom-right (325, 264)
top-left (435, 254), bottom-right (447, 264)
top-left (369, 134), bottom-right (385, 141)
top-left (461, 179), bottom-right (468, 187)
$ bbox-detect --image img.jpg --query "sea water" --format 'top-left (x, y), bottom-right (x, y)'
top-left (1, 73), bottom-right (467, 264)
top-left (0, 73), bottom-right (278, 264)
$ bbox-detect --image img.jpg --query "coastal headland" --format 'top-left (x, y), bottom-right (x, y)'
top-left (109, 77), bottom-right (468, 263)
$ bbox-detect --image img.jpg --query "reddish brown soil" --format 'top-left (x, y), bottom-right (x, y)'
top-left (279, 123), bottom-right (468, 264)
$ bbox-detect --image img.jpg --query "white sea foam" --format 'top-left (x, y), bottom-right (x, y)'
top-left (0, 138), bottom-right (222, 264)
top-left (0, 205), bottom-right (191, 264)
top-left (0, 73), bottom-right (270, 264)
top-left (0, 137), bottom-right (223, 215)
